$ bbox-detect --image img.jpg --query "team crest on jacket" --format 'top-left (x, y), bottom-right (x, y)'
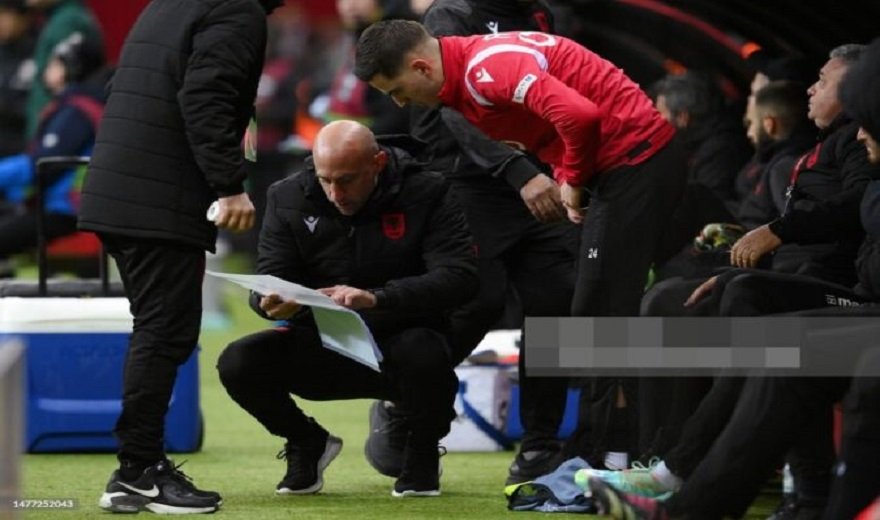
top-left (381, 213), bottom-right (405, 240)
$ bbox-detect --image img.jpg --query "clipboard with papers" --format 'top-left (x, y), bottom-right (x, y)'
top-left (206, 271), bottom-right (383, 372)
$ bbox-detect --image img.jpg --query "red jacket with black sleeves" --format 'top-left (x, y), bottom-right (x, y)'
top-left (437, 31), bottom-right (675, 187)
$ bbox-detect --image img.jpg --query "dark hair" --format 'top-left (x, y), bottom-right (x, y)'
top-left (354, 19), bottom-right (429, 81)
top-left (754, 80), bottom-right (809, 138)
top-left (653, 71), bottom-right (723, 123)
top-left (51, 32), bottom-right (105, 84)
top-left (839, 38), bottom-right (880, 140)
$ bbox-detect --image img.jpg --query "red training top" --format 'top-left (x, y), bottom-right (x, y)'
top-left (437, 31), bottom-right (675, 186)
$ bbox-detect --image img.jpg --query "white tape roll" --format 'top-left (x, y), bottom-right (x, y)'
top-left (206, 201), bottom-right (219, 222)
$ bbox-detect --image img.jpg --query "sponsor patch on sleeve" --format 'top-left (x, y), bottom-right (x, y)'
top-left (512, 73), bottom-right (537, 104)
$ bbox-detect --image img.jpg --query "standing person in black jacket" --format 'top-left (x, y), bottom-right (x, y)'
top-left (78, 0), bottom-right (285, 514)
top-left (217, 120), bottom-right (477, 498)
top-left (361, 0), bottom-right (579, 485)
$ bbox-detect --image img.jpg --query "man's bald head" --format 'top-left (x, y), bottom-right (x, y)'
top-left (312, 120), bottom-right (387, 216)
top-left (313, 120), bottom-right (378, 165)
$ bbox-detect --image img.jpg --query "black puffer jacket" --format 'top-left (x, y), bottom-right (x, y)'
top-left (78, 0), bottom-right (271, 251)
top-left (410, 0), bottom-right (555, 189)
top-left (251, 137), bottom-right (478, 340)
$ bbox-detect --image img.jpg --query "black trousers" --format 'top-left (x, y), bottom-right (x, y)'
top-left (719, 267), bottom-right (870, 499)
top-left (571, 138), bottom-right (687, 317)
top-left (665, 376), bottom-right (851, 519)
top-left (563, 139), bottom-right (688, 461)
top-left (446, 177), bottom-right (578, 451)
top-left (217, 326), bottom-right (458, 445)
top-left (636, 276), bottom-right (718, 458)
top-left (101, 234), bottom-right (204, 465)
top-left (663, 303), bottom-right (880, 517)
top-left (789, 308), bottom-right (880, 520)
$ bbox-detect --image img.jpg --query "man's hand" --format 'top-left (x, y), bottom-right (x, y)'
top-left (560, 182), bottom-right (585, 224)
top-left (519, 175), bottom-right (566, 223)
top-left (319, 285), bottom-right (377, 310)
top-left (729, 224), bottom-right (782, 268)
top-left (215, 192), bottom-right (256, 232)
top-left (259, 293), bottom-right (301, 320)
top-left (684, 275), bottom-right (718, 307)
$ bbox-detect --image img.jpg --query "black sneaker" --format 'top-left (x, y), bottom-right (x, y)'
top-left (98, 460), bottom-right (220, 514)
top-left (364, 400), bottom-right (409, 477)
top-left (767, 495), bottom-right (826, 520)
top-left (392, 443), bottom-right (441, 497)
top-left (275, 432), bottom-right (343, 495)
top-left (505, 447), bottom-right (564, 485)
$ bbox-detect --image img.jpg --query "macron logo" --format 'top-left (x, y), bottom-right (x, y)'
top-left (486, 21), bottom-right (499, 34)
top-left (475, 67), bottom-right (494, 83)
top-left (304, 216), bottom-right (319, 233)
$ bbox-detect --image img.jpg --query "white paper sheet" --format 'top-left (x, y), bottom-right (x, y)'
top-left (206, 271), bottom-right (382, 371)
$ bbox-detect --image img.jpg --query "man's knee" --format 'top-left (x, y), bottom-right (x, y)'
top-left (216, 336), bottom-right (262, 389)
top-left (641, 276), bottom-right (691, 316)
top-left (718, 273), bottom-right (765, 316)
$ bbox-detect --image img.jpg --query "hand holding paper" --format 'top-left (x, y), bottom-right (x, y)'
top-left (259, 293), bottom-right (302, 320)
top-left (206, 271), bottom-right (383, 372)
top-left (318, 285), bottom-right (378, 310)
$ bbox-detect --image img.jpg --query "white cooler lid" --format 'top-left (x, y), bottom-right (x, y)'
top-left (0, 297), bottom-right (133, 333)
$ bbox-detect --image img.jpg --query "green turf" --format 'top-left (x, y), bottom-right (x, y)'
top-left (21, 274), bottom-right (778, 518)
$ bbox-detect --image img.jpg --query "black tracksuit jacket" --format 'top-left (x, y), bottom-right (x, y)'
top-left (250, 137), bottom-right (479, 340)
top-left (768, 117), bottom-right (880, 284)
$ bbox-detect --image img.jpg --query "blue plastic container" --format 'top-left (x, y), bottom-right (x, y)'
top-left (0, 297), bottom-right (202, 453)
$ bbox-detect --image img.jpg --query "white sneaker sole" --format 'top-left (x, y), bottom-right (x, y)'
top-left (391, 489), bottom-right (441, 498)
top-left (99, 491), bottom-right (218, 514)
top-left (276, 435), bottom-right (344, 495)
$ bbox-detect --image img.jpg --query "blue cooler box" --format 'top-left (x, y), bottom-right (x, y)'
top-left (0, 297), bottom-right (202, 453)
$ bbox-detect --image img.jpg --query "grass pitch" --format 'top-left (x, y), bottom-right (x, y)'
top-left (21, 282), bottom-right (777, 518)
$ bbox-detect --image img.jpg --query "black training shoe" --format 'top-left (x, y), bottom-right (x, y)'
top-left (276, 432), bottom-right (343, 495)
top-left (505, 447), bottom-right (564, 485)
top-left (392, 443), bottom-right (441, 497)
top-left (364, 400), bottom-right (409, 477)
top-left (767, 495), bottom-right (826, 520)
top-left (98, 460), bottom-right (220, 514)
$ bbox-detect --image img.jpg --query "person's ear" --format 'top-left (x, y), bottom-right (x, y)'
top-left (411, 58), bottom-right (431, 76)
top-left (374, 149), bottom-right (388, 172)
top-left (762, 116), bottom-right (777, 138)
top-left (675, 111), bottom-right (690, 129)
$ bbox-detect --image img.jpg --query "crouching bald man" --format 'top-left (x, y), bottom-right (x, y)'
top-left (217, 120), bottom-right (478, 498)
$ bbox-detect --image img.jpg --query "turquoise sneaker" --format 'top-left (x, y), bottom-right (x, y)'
top-left (588, 478), bottom-right (669, 520)
top-left (575, 458), bottom-right (672, 499)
